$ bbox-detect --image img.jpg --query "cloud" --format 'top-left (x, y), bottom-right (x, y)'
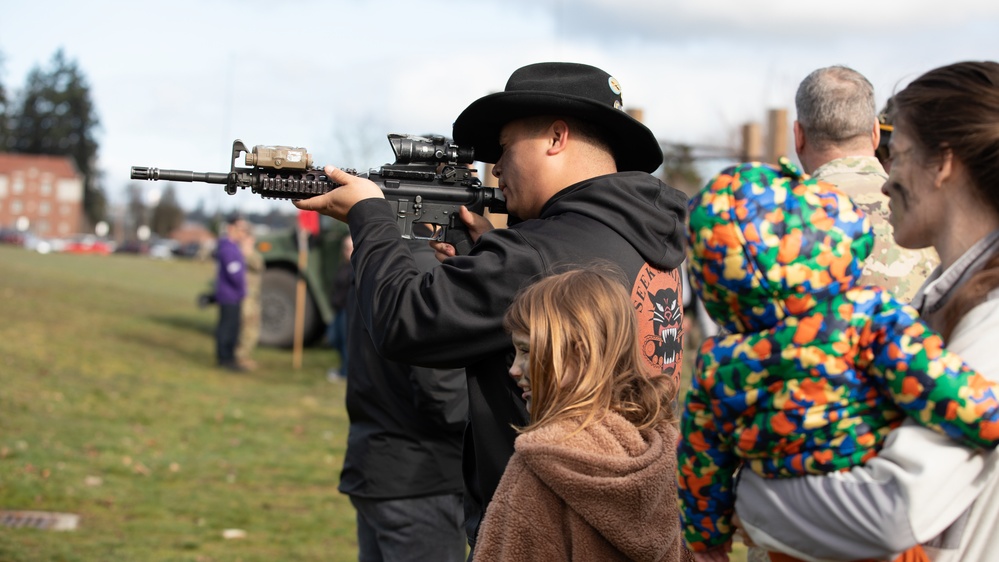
top-left (533, 0), bottom-right (999, 44)
top-left (4, 0), bottom-right (999, 214)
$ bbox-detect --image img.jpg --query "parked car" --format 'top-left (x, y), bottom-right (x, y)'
top-left (113, 240), bottom-right (149, 255)
top-left (148, 239), bottom-right (178, 259)
top-left (171, 241), bottom-right (205, 259)
top-left (63, 235), bottom-right (114, 255)
top-left (0, 228), bottom-right (26, 246)
top-left (21, 233), bottom-right (55, 254)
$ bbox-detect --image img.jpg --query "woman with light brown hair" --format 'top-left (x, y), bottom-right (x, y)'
top-left (735, 60), bottom-right (999, 562)
top-left (474, 267), bottom-right (693, 562)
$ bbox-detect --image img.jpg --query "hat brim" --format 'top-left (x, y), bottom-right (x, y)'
top-left (452, 91), bottom-right (663, 173)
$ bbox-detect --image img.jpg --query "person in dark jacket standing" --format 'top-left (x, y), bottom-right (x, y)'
top-left (326, 234), bottom-right (354, 381)
top-left (294, 62), bottom-right (688, 555)
top-left (215, 214), bottom-right (248, 371)
top-left (339, 239), bottom-right (468, 562)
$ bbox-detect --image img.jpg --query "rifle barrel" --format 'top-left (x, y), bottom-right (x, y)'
top-left (130, 167), bottom-right (230, 185)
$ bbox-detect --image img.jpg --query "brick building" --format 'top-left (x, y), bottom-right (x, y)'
top-left (0, 153), bottom-right (84, 238)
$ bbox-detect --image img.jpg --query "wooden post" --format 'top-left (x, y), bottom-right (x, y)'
top-left (766, 108), bottom-right (789, 164)
top-left (292, 227), bottom-right (308, 369)
top-left (741, 122), bottom-right (763, 162)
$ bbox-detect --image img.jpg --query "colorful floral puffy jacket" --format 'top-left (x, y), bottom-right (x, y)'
top-left (677, 159), bottom-right (999, 552)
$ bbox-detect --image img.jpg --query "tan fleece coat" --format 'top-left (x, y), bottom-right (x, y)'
top-left (475, 411), bottom-right (694, 562)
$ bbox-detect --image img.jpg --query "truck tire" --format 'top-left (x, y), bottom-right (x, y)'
top-left (259, 268), bottom-right (319, 348)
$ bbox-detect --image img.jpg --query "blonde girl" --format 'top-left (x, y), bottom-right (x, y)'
top-left (474, 267), bottom-right (693, 562)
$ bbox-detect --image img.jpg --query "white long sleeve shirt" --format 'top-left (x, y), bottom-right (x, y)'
top-left (736, 231), bottom-right (999, 562)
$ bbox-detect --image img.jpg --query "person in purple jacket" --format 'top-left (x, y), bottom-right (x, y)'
top-left (215, 214), bottom-right (248, 371)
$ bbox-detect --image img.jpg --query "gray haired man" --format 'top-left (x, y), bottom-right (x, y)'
top-left (794, 65), bottom-right (937, 301)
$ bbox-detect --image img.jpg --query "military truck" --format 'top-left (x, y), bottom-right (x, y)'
top-left (254, 216), bottom-right (348, 348)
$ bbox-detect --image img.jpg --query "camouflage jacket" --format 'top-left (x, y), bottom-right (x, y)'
top-left (812, 156), bottom-right (938, 302)
top-left (244, 249), bottom-right (264, 299)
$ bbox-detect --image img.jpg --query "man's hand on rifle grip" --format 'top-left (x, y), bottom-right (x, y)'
top-left (430, 205), bottom-right (495, 261)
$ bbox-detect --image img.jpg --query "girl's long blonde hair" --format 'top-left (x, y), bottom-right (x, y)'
top-left (503, 266), bottom-right (678, 435)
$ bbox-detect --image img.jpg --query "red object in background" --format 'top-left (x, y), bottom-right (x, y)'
top-left (63, 235), bottom-right (112, 255)
top-left (297, 210), bottom-right (320, 236)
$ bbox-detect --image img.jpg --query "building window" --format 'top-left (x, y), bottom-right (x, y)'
top-left (12, 177), bottom-right (24, 194)
top-left (57, 179), bottom-right (83, 203)
top-left (40, 202), bottom-right (51, 216)
top-left (10, 200), bottom-right (22, 214)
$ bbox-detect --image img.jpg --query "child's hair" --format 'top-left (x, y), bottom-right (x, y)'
top-left (503, 266), bottom-right (678, 435)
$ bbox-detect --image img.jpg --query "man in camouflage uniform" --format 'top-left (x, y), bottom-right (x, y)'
top-left (236, 223), bottom-right (264, 371)
top-left (793, 65), bottom-right (937, 301)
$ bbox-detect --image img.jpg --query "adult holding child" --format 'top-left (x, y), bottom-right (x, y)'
top-left (678, 157), bottom-right (999, 562)
top-left (735, 60), bottom-right (999, 562)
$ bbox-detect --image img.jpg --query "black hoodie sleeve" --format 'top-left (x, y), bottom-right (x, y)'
top-left (346, 198), bottom-right (542, 369)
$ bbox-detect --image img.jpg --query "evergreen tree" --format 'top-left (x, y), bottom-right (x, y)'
top-left (150, 185), bottom-right (185, 238)
top-left (0, 51), bottom-right (10, 149)
top-left (661, 143), bottom-right (703, 196)
top-left (6, 49), bottom-right (106, 228)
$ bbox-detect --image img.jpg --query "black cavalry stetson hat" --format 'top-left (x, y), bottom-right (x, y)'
top-left (452, 62), bottom-right (664, 173)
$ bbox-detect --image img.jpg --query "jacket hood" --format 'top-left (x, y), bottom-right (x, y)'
top-left (517, 413), bottom-right (681, 561)
top-left (541, 171), bottom-right (688, 271)
top-left (686, 159), bottom-right (873, 333)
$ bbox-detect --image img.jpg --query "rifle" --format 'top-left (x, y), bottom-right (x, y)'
top-left (130, 134), bottom-right (506, 255)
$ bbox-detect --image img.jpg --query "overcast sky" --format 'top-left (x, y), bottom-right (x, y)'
top-left (2, 0), bottom-right (998, 216)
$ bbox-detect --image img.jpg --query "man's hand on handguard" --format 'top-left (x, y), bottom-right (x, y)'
top-left (430, 205), bottom-right (495, 261)
top-left (293, 166), bottom-right (384, 221)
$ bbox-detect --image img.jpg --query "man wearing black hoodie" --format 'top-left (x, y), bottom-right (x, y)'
top-left (294, 62), bottom-right (687, 556)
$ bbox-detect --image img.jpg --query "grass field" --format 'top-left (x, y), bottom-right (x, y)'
top-left (0, 245), bottom-right (354, 561)
top-left (0, 244), bottom-right (749, 561)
